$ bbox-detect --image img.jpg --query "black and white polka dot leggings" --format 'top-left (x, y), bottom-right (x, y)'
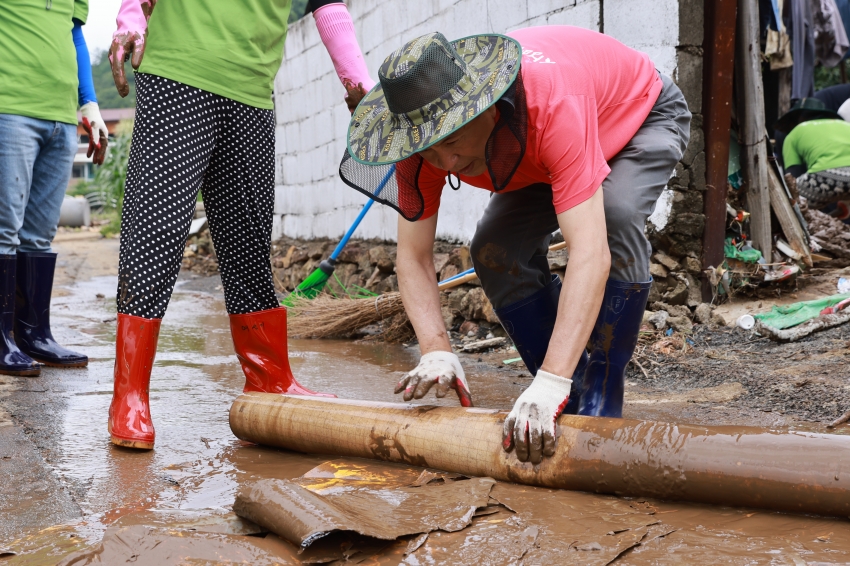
top-left (117, 73), bottom-right (279, 318)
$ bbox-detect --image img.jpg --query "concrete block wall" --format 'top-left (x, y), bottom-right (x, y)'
top-left (273, 0), bottom-right (702, 244)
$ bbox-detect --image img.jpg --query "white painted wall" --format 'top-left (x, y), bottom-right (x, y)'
top-left (273, 0), bottom-right (681, 243)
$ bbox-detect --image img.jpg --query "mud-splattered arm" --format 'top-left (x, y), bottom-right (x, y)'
top-left (109, 0), bottom-right (156, 97)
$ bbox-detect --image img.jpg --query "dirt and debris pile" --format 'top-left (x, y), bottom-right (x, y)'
top-left (805, 206), bottom-right (850, 263)
top-left (628, 321), bottom-right (850, 423)
top-left (182, 227), bottom-right (219, 276)
top-left (268, 236), bottom-right (571, 340)
top-left (647, 250), bottom-right (705, 307)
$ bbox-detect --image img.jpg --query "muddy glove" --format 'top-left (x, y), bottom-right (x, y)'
top-left (502, 369), bottom-right (572, 464)
top-left (395, 351), bottom-right (474, 407)
top-left (80, 102), bottom-right (109, 165)
top-left (109, 0), bottom-right (156, 97)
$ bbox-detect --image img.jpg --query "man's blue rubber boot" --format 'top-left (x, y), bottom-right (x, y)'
top-left (14, 252), bottom-right (88, 368)
top-left (577, 279), bottom-right (651, 418)
top-left (0, 255), bottom-right (40, 376)
top-left (494, 274), bottom-right (587, 415)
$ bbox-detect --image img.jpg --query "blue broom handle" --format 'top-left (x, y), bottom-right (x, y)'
top-left (329, 165), bottom-right (396, 261)
top-left (440, 267), bottom-right (475, 284)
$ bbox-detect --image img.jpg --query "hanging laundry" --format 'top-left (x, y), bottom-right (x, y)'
top-left (837, 0), bottom-right (850, 59)
top-left (812, 0), bottom-right (850, 67)
top-left (767, 0), bottom-right (795, 68)
top-left (791, 0), bottom-right (817, 98)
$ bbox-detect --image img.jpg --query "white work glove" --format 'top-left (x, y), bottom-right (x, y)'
top-left (394, 351), bottom-right (474, 407)
top-left (502, 369), bottom-right (572, 464)
top-left (79, 102), bottom-right (109, 165)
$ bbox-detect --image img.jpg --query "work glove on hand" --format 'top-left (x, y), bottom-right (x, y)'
top-left (502, 369), bottom-right (572, 464)
top-left (110, 0), bottom-right (156, 97)
top-left (80, 102), bottom-right (109, 165)
top-left (395, 351), bottom-right (474, 407)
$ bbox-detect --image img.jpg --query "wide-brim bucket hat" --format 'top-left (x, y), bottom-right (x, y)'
top-left (347, 31), bottom-right (521, 165)
top-left (775, 97), bottom-right (843, 134)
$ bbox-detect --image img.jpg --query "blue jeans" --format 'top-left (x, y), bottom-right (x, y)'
top-left (0, 114), bottom-right (77, 254)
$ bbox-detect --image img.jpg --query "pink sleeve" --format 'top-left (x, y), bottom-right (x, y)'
top-left (114, 0), bottom-right (147, 36)
top-left (539, 95), bottom-right (610, 214)
top-left (313, 3), bottom-right (375, 91)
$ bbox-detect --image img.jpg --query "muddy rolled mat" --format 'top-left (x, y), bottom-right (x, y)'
top-left (229, 393), bottom-right (850, 517)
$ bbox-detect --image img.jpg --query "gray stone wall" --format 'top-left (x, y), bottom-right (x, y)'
top-left (644, 0), bottom-right (707, 305)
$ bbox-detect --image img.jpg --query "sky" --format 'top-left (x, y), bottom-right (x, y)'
top-left (81, 0), bottom-right (123, 60)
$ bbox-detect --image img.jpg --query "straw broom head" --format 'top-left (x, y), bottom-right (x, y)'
top-left (287, 292), bottom-right (407, 339)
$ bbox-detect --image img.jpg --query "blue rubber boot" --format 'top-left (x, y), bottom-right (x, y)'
top-left (578, 279), bottom-right (651, 418)
top-left (0, 255), bottom-right (40, 376)
top-left (14, 252), bottom-right (88, 367)
top-left (494, 274), bottom-right (587, 414)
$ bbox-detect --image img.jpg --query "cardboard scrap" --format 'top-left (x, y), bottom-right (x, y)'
top-left (233, 476), bottom-right (495, 548)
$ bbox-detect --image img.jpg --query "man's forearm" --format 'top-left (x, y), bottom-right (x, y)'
top-left (397, 255), bottom-right (452, 353)
top-left (540, 249), bottom-right (609, 377)
top-left (540, 189), bottom-right (611, 378)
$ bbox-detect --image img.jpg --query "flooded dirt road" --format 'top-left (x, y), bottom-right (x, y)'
top-left (1, 235), bottom-right (849, 564)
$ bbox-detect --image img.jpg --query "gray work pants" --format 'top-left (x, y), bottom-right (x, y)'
top-left (470, 73), bottom-right (691, 309)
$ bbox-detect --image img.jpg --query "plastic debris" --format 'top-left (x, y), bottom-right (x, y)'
top-left (724, 238), bottom-right (763, 264)
top-left (839, 278), bottom-right (850, 294)
top-left (754, 293), bottom-right (850, 329)
top-left (762, 264), bottom-right (800, 282)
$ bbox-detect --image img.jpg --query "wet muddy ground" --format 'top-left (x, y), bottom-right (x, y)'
top-left (2, 234), bottom-right (850, 564)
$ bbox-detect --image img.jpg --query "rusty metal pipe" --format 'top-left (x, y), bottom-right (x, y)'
top-left (230, 394), bottom-right (850, 517)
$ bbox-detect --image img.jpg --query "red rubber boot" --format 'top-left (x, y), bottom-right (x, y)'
top-left (229, 307), bottom-right (334, 396)
top-left (108, 314), bottom-right (161, 449)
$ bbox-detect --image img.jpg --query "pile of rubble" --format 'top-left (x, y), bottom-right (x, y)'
top-left (805, 207), bottom-right (850, 264)
top-left (181, 231), bottom-right (729, 337)
top-left (270, 237), bottom-right (510, 336)
top-left (182, 227), bottom-right (220, 276)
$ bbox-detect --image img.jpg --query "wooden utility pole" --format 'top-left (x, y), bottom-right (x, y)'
top-left (735, 0), bottom-right (772, 261)
top-left (702, 0), bottom-right (738, 300)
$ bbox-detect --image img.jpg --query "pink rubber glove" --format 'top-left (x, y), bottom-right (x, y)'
top-left (313, 3), bottom-right (376, 112)
top-left (110, 0), bottom-right (155, 97)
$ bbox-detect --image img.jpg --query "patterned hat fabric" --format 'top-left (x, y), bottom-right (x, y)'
top-left (348, 31), bottom-right (521, 165)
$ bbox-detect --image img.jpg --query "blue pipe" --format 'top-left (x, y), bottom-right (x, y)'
top-left (440, 267), bottom-right (475, 284)
top-left (329, 165), bottom-right (395, 261)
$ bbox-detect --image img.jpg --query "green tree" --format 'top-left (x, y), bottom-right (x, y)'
top-left (91, 49), bottom-right (137, 109)
top-left (74, 121), bottom-right (133, 236)
top-left (814, 60), bottom-right (850, 91)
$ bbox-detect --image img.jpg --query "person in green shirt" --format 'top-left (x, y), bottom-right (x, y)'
top-left (0, 0), bottom-right (108, 377)
top-left (778, 99), bottom-right (850, 215)
top-left (106, 0), bottom-right (374, 450)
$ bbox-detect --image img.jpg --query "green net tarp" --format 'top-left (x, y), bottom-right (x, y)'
top-left (753, 293), bottom-right (850, 329)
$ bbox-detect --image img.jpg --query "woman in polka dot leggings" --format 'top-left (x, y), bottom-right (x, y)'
top-left (107, 0), bottom-right (374, 450)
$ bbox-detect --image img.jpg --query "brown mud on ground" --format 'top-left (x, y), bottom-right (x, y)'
top-left (1, 236), bottom-right (849, 564)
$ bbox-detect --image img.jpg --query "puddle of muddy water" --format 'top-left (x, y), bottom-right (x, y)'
top-left (3, 275), bottom-right (850, 564)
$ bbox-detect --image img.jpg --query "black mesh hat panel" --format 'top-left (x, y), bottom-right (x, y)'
top-left (339, 150), bottom-right (425, 221)
top-left (485, 69), bottom-right (528, 192)
top-left (381, 43), bottom-right (466, 114)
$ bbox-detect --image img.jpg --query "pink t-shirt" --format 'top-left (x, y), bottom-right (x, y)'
top-left (415, 25), bottom-right (663, 220)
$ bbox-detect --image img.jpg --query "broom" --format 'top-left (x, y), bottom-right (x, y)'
top-left (287, 241), bottom-right (567, 339)
top-left (282, 165), bottom-right (396, 307)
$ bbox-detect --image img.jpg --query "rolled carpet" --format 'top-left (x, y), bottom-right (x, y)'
top-left (230, 393), bottom-right (850, 518)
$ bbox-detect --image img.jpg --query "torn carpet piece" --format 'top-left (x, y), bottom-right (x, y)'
top-left (233, 476), bottom-right (495, 547)
top-left (56, 525), bottom-right (301, 565)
